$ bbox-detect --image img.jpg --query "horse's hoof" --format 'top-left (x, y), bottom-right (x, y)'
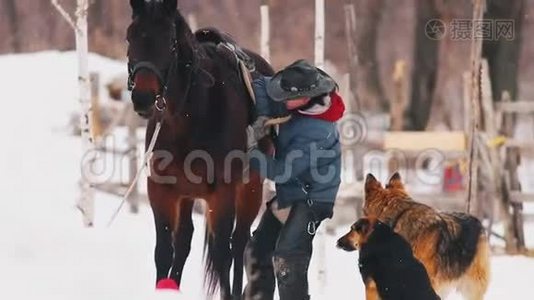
top-left (156, 278), bottom-right (180, 291)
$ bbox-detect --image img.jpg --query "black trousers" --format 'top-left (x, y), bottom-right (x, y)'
top-left (243, 199), bottom-right (332, 300)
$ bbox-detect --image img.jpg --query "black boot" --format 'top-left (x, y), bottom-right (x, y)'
top-left (243, 206), bottom-right (282, 300)
top-left (272, 202), bottom-right (329, 300)
top-left (273, 255), bottom-right (311, 300)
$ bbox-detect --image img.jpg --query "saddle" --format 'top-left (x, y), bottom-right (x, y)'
top-left (194, 27), bottom-right (256, 72)
top-left (194, 28), bottom-right (291, 127)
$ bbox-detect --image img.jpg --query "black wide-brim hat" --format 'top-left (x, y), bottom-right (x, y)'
top-left (267, 59), bottom-right (336, 102)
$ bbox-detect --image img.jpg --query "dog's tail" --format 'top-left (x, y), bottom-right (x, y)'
top-left (436, 212), bottom-right (484, 279)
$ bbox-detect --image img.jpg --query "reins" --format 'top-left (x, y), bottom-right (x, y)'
top-left (110, 29), bottom-right (177, 227)
top-left (109, 18), bottom-right (197, 227)
top-left (107, 101), bottom-right (166, 227)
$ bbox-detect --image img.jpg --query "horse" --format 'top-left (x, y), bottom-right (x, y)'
top-left (126, 0), bottom-right (274, 298)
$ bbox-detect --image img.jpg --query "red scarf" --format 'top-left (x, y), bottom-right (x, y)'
top-left (300, 91), bottom-right (346, 122)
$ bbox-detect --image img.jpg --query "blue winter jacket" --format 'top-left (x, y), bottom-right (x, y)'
top-left (250, 76), bottom-right (342, 210)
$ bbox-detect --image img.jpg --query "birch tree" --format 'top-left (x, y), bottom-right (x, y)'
top-left (51, 0), bottom-right (95, 227)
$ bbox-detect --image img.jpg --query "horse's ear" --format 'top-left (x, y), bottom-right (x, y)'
top-left (130, 0), bottom-right (144, 16)
top-left (163, 0), bottom-right (178, 13)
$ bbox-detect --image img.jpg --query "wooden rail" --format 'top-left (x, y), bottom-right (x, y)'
top-left (496, 101), bottom-right (534, 113)
top-left (510, 192), bottom-right (534, 203)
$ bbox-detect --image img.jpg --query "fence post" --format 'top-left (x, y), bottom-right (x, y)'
top-left (260, 0), bottom-right (271, 63)
top-left (315, 0), bottom-right (325, 69)
top-left (466, 0), bottom-right (485, 215)
top-left (314, 0), bottom-right (327, 294)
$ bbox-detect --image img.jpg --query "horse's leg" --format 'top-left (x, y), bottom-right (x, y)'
top-left (149, 182), bottom-right (179, 289)
top-left (205, 185), bottom-right (236, 300)
top-left (232, 173), bottom-right (263, 299)
top-left (169, 198), bottom-right (195, 288)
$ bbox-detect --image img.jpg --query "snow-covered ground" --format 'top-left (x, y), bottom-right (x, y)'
top-left (1, 52), bottom-right (533, 300)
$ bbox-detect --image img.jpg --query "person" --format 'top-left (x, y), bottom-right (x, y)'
top-left (244, 60), bottom-right (345, 300)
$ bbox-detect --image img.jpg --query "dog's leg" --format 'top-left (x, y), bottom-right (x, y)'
top-left (365, 280), bottom-right (380, 300)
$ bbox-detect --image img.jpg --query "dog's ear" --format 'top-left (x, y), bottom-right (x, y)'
top-left (386, 172), bottom-right (405, 190)
top-left (353, 218), bottom-right (371, 235)
top-left (365, 173), bottom-right (383, 196)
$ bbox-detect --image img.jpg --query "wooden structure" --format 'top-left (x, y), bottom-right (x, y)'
top-left (384, 131), bottom-right (466, 153)
top-left (391, 60), bottom-right (407, 130)
top-left (90, 73), bottom-right (145, 214)
top-left (495, 93), bottom-right (531, 252)
top-left (468, 58), bottom-right (529, 253)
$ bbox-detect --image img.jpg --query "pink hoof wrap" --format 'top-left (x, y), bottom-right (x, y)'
top-left (156, 278), bottom-right (180, 291)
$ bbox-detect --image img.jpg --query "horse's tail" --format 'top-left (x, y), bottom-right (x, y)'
top-left (202, 222), bottom-right (216, 293)
top-left (203, 210), bottom-right (235, 296)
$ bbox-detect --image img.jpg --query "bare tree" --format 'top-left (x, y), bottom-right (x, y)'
top-left (406, 0), bottom-right (440, 130)
top-left (5, 0), bottom-right (20, 51)
top-left (483, 0), bottom-right (525, 102)
top-left (51, 0), bottom-right (95, 227)
top-left (353, 0), bottom-right (388, 112)
top-left (344, 0), bottom-right (359, 111)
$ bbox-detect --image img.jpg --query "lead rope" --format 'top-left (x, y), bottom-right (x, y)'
top-left (107, 99), bottom-right (166, 227)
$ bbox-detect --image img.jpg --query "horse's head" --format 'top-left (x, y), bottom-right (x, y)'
top-left (127, 0), bottom-right (179, 118)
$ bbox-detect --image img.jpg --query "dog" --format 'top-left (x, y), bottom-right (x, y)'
top-left (362, 172), bottom-right (490, 299)
top-left (338, 216), bottom-right (440, 300)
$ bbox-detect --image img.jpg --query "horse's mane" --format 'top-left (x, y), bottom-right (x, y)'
top-left (173, 12), bottom-right (203, 65)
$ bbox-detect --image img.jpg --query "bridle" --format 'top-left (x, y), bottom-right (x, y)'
top-left (126, 17), bottom-right (214, 117)
top-left (127, 23), bottom-right (180, 113)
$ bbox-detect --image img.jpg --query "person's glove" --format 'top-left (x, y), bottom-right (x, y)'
top-left (246, 116), bottom-right (270, 150)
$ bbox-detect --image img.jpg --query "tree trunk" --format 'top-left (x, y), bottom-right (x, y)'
top-left (354, 0), bottom-right (388, 112)
top-left (5, 0), bottom-right (21, 51)
top-left (75, 0), bottom-right (96, 227)
top-left (406, 0), bottom-right (439, 130)
top-left (344, 1), bottom-right (359, 111)
top-left (483, 0), bottom-right (525, 102)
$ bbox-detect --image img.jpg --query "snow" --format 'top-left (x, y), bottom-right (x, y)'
top-left (1, 51), bottom-right (533, 299)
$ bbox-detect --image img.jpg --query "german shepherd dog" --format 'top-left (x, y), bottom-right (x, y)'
top-left (362, 173), bottom-right (490, 299)
top-left (338, 217), bottom-right (440, 300)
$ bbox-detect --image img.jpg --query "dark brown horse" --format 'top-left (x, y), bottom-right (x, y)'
top-left (126, 0), bottom-right (273, 298)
